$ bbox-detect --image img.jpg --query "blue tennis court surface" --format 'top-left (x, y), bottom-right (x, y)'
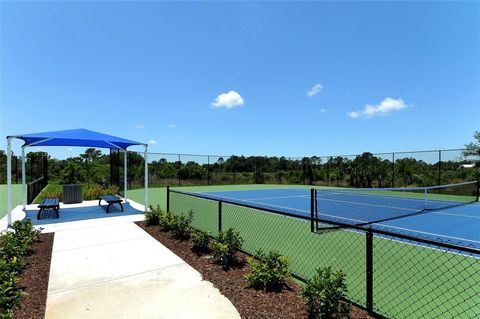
top-left (196, 187), bottom-right (480, 249)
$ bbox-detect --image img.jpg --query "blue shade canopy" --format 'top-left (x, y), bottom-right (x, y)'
top-left (8, 128), bottom-right (146, 149)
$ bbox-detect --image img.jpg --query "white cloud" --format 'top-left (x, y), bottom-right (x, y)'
top-left (347, 98), bottom-right (411, 119)
top-left (136, 124), bottom-right (145, 129)
top-left (320, 108), bottom-right (326, 113)
top-left (211, 90), bottom-right (244, 109)
top-left (148, 139), bottom-right (157, 145)
top-left (307, 83), bottom-right (323, 97)
top-left (166, 124), bottom-right (176, 128)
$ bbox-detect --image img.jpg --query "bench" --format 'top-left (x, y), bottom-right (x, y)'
top-left (38, 198), bottom-right (60, 220)
top-left (98, 195), bottom-right (124, 213)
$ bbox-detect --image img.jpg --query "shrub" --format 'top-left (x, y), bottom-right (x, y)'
top-left (191, 230), bottom-right (211, 254)
top-left (301, 267), bottom-right (351, 319)
top-left (145, 206), bottom-right (163, 226)
top-left (246, 249), bottom-right (290, 291)
top-left (159, 210), bottom-right (175, 231)
top-left (84, 184), bottom-right (119, 200)
top-left (170, 210), bottom-right (194, 239)
top-left (41, 190), bottom-right (63, 202)
top-left (211, 227), bottom-right (243, 269)
top-left (0, 220), bottom-right (40, 317)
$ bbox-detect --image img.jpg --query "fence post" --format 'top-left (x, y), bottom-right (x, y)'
top-left (391, 152), bottom-right (395, 187)
top-left (207, 155), bottom-right (210, 185)
top-left (166, 186), bottom-right (170, 213)
top-left (366, 230), bottom-right (374, 313)
top-left (476, 180), bottom-right (479, 202)
top-left (178, 154), bottom-right (181, 186)
top-left (438, 150), bottom-right (442, 189)
top-left (310, 188), bottom-right (315, 232)
top-left (218, 201), bottom-right (222, 233)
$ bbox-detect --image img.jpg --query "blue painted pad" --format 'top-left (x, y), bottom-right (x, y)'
top-left (197, 188), bottom-right (480, 249)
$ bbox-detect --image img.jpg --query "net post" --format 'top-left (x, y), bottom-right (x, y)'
top-left (310, 188), bottom-right (315, 232)
top-left (166, 186), bottom-right (170, 213)
top-left (366, 230), bottom-right (374, 313)
top-left (218, 201), bottom-right (223, 233)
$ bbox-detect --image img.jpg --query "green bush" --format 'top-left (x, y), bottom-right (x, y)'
top-left (83, 184), bottom-right (119, 200)
top-left (170, 210), bottom-right (194, 239)
top-left (246, 249), bottom-right (290, 291)
top-left (211, 227), bottom-right (243, 269)
top-left (191, 230), bottom-right (211, 254)
top-left (159, 210), bottom-right (175, 232)
top-left (0, 220), bottom-right (40, 318)
top-left (301, 267), bottom-right (351, 319)
top-left (145, 206), bottom-right (163, 226)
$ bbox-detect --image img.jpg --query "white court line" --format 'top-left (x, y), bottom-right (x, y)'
top-left (371, 223), bottom-right (480, 245)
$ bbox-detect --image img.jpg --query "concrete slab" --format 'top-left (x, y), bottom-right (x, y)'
top-left (34, 200), bottom-right (240, 319)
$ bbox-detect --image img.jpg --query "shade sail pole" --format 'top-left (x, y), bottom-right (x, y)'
top-left (124, 150), bottom-right (128, 203)
top-left (22, 147), bottom-right (26, 211)
top-left (144, 145), bottom-right (148, 212)
top-left (7, 138), bottom-right (12, 227)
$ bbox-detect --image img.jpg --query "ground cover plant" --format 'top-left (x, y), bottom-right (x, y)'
top-left (246, 249), bottom-right (290, 292)
top-left (301, 267), bottom-right (351, 319)
top-left (211, 227), bottom-right (244, 269)
top-left (0, 220), bottom-right (41, 318)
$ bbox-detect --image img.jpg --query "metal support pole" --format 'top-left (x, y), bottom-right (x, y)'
top-left (476, 180), bottom-right (479, 202)
top-left (7, 138), bottom-right (12, 227)
top-left (166, 186), bottom-right (170, 213)
top-left (218, 201), bottom-right (222, 233)
top-left (22, 147), bottom-right (26, 211)
top-left (144, 145), bottom-right (148, 212)
top-left (124, 150), bottom-right (128, 203)
top-left (207, 155), bottom-right (210, 185)
top-left (310, 188), bottom-right (315, 232)
top-left (438, 150), bottom-right (442, 190)
top-left (178, 154), bottom-right (181, 186)
top-left (392, 153), bottom-right (395, 187)
top-left (366, 230), bottom-right (374, 313)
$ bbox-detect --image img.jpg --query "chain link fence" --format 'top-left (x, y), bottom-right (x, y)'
top-left (168, 188), bottom-right (480, 319)
top-left (121, 148), bottom-right (478, 190)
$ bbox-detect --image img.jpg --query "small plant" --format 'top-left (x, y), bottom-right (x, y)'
top-left (170, 210), bottom-right (194, 239)
top-left (246, 249), bottom-right (290, 291)
top-left (145, 206), bottom-right (163, 226)
top-left (191, 230), bottom-right (211, 254)
top-left (0, 219), bottom-right (40, 317)
top-left (301, 267), bottom-right (351, 319)
top-left (211, 227), bottom-right (243, 269)
top-left (159, 210), bottom-right (175, 231)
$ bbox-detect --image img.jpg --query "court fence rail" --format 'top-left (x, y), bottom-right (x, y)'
top-left (166, 187), bottom-right (480, 319)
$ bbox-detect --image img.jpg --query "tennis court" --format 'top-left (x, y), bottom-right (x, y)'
top-left (169, 182), bottom-right (480, 318)
top-left (194, 182), bottom-right (480, 249)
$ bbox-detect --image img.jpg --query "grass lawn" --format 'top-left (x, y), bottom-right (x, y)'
top-left (0, 184), bottom-right (23, 220)
top-left (162, 186), bottom-right (480, 319)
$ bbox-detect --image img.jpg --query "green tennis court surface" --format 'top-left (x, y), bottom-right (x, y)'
top-left (0, 184), bottom-right (22, 220)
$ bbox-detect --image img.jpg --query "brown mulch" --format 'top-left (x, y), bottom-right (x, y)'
top-left (12, 232), bottom-right (55, 319)
top-left (136, 222), bottom-right (374, 319)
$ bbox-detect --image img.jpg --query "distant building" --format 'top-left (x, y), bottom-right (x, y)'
top-left (460, 163), bottom-right (475, 168)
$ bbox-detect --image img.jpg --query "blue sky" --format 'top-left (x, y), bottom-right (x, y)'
top-left (1, 1), bottom-right (479, 159)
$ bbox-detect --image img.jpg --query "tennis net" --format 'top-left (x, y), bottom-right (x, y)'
top-left (314, 180), bottom-right (479, 226)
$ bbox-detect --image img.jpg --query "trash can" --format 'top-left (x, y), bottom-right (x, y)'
top-left (62, 184), bottom-right (82, 204)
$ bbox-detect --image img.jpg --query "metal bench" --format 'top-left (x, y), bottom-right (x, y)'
top-left (98, 195), bottom-right (124, 213)
top-left (38, 198), bottom-right (60, 220)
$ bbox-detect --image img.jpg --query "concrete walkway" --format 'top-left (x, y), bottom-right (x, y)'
top-left (4, 200), bottom-right (240, 319)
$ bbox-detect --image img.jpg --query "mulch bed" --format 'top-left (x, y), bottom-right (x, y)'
top-left (12, 232), bottom-right (55, 319)
top-left (136, 221), bottom-right (374, 319)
